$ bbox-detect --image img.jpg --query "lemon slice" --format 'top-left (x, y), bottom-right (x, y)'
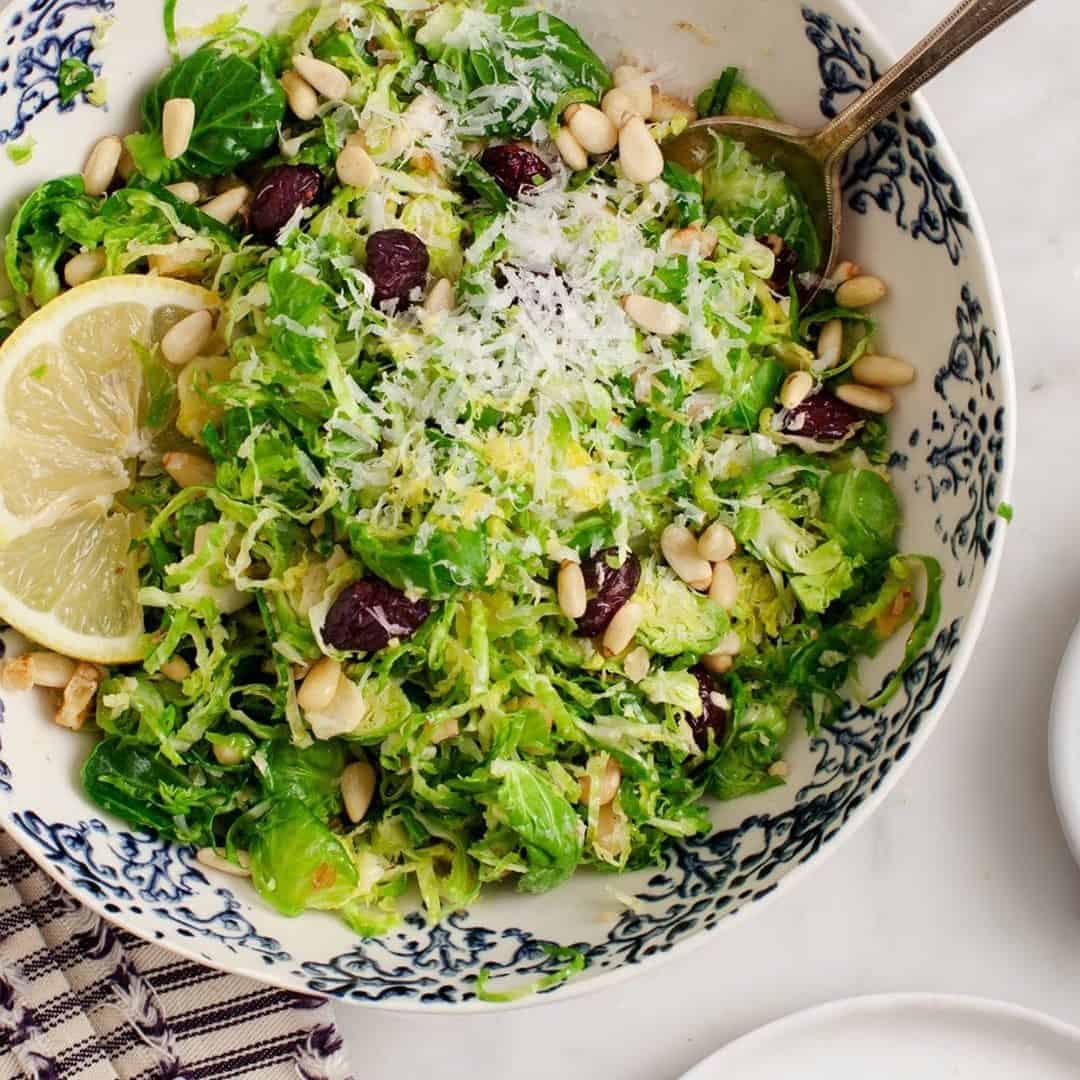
top-left (0, 275), bottom-right (220, 662)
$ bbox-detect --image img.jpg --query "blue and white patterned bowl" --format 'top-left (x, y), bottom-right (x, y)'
top-left (0, 0), bottom-right (1014, 1010)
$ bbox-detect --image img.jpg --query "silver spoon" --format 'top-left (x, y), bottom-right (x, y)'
top-left (664, 0), bottom-right (1038, 288)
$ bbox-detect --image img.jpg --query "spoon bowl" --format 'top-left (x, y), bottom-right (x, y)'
top-left (664, 118), bottom-right (842, 286)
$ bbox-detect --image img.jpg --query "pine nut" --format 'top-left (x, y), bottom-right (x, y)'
top-left (28, 652), bottom-right (77, 689)
top-left (618, 116), bottom-right (664, 184)
top-left (63, 249), bottom-right (105, 288)
top-left (82, 135), bottom-right (123, 196)
top-left (282, 70), bottom-right (319, 120)
top-left (160, 656), bottom-right (191, 682)
top-left (298, 656), bottom-right (343, 713)
top-left (649, 91), bottom-right (697, 122)
top-left (422, 277), bottom-right (455, 315)
top-left (565, 103), bottom-right (617, 154)
top-left (661, 525), bottom-right (712, 591)
top-left (834, 260), bottom-right (860, 284)
top-left (602, 87), bottom-right (640, 129)
top-left (0, 657), bottom-right (34, 691)
top-left (196, 848), bottom-right (251, 877)
top-left (580, 757), bottom-right (621, 805)
top-left (815, 319), bottom-right (844, 370)
top-left (554, 125), bottom-right (588, 171)
top-left (200, 185), bottom-right (249, 224)
top-left (852, 354), bottom-right (916, 388)
top-left (55, 663), bottom-right (101, 730)
top-left (410, 149), bottom-right (442, 176)
top-left (341, 759), bottom-right (377, 824)
top-left (213, 741), bottom-right (246, 766)
top-left (768, 760), bottom-right (790, 779)
top-left (336, 137), bottom-right (379, 188)
top-left (292, 54), bottom-right (350, 101)
top-left (697, 522), bottom-right (737, 563)
top-left (701, 631), bottom-right (740, 675)
top-left (148, 240), bottom-right (209, 278)
top-left (556, 560), bottom-right (587, 620)
top-left (431, 716), bottom-right (460, 744)
top-left (162, 97), bottom-right (196, 160)
top-left (594, 803), bottom-right (626, 855)
top-left (632, 368), bottom-right (654, 403)
top-left (835, 382), bottom-right (894, 414)
top-left (623, 645), bottom-right (650, 683)
top-left (835, 274), bottom-right (887, 308)
top-left (708, 560), bottom-right (738, 611)
top-left (117, 141), bottom-right (137, 182)
top-left (161, 309), bottom-right (214, 366)
top-left (780, 370), bottom-right (814, 410)
top-left (701, 651), bottom-right (732, 675)
top-left (162, 451), bottom-right (216, 489)
top-left (602, 601), bottom-right (645, 657)
top-left (165, 181), bottom-right (201, 204)
top-left (664, 226), bottom-right (718, 259)
top-left (613, 65), bottom-right (654, 117)
top-left (876, 586), bottom-right (914, 638)
top-left (622, 294), bottom-right (685, 337)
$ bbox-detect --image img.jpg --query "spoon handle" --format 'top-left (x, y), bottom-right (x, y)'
top-left (810, 0), bottom-right (1039, 163)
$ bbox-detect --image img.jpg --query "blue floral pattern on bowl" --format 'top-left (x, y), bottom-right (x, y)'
top-left (802, 5), bottom-right (972, 265)
top-left (0, 0), bottom-right (114, 146)
top-left (0, 0), bottom-right (1012, 1008)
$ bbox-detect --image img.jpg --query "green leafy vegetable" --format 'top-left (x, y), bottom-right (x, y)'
top-left (865, 556), bottom-right (943, 708)
top-left (3, 176), bottom-right (98, 304)
top-left (129, 41), bottom-right (285, 181)
top-left (637, 564), bottom-right (728, 657)
top-left (5, 138), bottom-right (35, 166)
top-left (58, 58), bottom-right (96, 104)
top-left (723, 77), bottom-right (778, 120)
top-left (493, 761), bottom-right (583, 892)
top-left (703, 134), bottom-right (820, 269)
top-left (417, 0), bottom-right (611, 136)
top-left (821, 469), bottom-right (899, 561)
top-left (250, 797), bottom-right (359, 916)
top-left (695, 66), bottom-right (738, 117)
top-left (82, 736), bottom-right (243, 845)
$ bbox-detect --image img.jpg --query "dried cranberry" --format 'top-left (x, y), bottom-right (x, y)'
top-left (249, 165), bottom-right (322, 240)
top-left (322, 578), bottom-right (431, 652)
top-left (480, 144), bottom-right (552, 198)
top-left (777, 390), bottom-right (864, 445)
top-left (689, 667), bottom-right (730, 748)
top-left (759, 234), bottom-right (800, 293)
top-left (366, 228), bottom-right (430, 309)
top-left (574, 549), bottom-right (642, 638)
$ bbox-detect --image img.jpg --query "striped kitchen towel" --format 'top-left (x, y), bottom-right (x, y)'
top-left (0, 831), bottom-right (354, 1080)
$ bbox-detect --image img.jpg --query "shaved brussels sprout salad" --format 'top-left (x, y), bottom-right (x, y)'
top-left (0, 0), bottom-right (939, 936)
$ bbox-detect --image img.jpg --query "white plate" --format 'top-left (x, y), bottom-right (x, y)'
top-left (1050, 620), bottom-right (1080, 864)
top-left (683, 994), bottom-right (1080, 1079)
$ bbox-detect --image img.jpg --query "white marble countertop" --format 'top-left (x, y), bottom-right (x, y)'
top-left (336, 0), bottom-right (1080, 1073)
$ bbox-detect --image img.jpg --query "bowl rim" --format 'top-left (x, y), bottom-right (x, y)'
top-left (679, 993), bottom-right (1080, 1077)
top-left (0, 0), bottom-right (1017, 1012)
top-left (1049, 620), bottom-right (1080, 864)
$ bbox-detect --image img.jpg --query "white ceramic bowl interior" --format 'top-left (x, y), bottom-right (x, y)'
top-left (0, 0), bottom-right (1014, 1009)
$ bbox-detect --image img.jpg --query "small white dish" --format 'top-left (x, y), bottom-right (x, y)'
top-left (682, 994), bottom-right (1080, 1079)
top-left (1050, 619), bottom-right (1080, 864)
